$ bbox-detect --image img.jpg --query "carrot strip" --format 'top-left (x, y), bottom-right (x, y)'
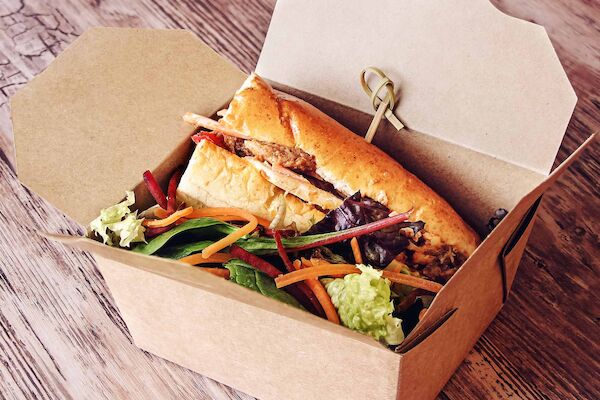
top-left (167, 169), bottom-right (183, 213)
top-left (300, 259), bottom-right (340, 324)
top-left (254, 216), bottom-right (272, 228)
top-left (202, 212), bottom-right (258, 258)
top-left (175, 218), bottom-right (189, 225)
top-left (381, 270), bottom-right (443, 293)
top-left (309, 258), bottom-right (344, 278)
top-left (197, 267), bottom-right (230, 279)
top-left (350, 237), bottom-right (363, 264)
top-left (275, 262), bottom-right (443, 293)
top-left (292, 259), bottom-right (302, 271)
top-left (143, 207), bottom-right (193, 228)
top-left (187, 207), bottom-right (270, 228)
top-left (275, 265), bottom-right (360, 288)
top-left (178, 252), bottom-right (232, 265)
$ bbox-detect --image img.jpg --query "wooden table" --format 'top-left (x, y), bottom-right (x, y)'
top-left (0, 1), bottom-right (598, 399)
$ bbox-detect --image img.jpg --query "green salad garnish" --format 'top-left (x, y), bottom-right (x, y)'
top-left (89, 191), bottom-right (145, 248)
top-left (325, 265), bottom-right (404, 345)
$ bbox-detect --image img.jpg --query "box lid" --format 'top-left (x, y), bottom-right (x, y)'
top-left (256, 0), bottom-right (577, 175)
top-left (11, 27), bottom-right (246, 225)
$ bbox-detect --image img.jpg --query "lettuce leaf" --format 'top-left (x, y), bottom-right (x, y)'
top-left (135, 218), bottom-right (365, 257)
top-left (325, 264), bottom-right (404, 345)
top-left (307, 193), bottom-right (424, 267)
top-left (133, 218), bottom-right (238, 255)
top-left (157, 241), bottom-right (214, 259)
top-left (89, 191), bottom-right (145, 247)
top-left (224, 259), bottom-right (303, 309)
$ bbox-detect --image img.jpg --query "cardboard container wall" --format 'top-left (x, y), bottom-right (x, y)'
top-left (10, 1), bottom-right (595, 399)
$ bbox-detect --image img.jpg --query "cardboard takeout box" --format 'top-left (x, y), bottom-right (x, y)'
top-left (10, 1), bottom-right (596, 399)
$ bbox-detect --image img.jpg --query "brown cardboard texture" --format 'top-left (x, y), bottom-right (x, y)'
top-left (11, 27), bottom-right (246, 226)
top-left (257, 0), bottom-right (577, 176)
top-left (9, 9), bottom-right (594, 400)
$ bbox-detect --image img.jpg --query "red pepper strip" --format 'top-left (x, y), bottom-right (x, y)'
top-left (229, 244), bottom-right (319, 313)
top-left (191, 131), bottom-right (226, 149)
top-left (145, 224), bottom-right (174, 238)
top-left (229, 245), bottom-right (282, 278)
top-left (286, 210), bottom-right (412, 252)
top-left (167, 169), bottom-right (183, 213)
top-left (143, 170), bottom-right (168, 209)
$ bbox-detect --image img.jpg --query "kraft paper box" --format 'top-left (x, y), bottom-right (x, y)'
top-left (9, 1), bottom-right (596, 399)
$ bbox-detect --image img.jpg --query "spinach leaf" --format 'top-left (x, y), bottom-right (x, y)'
top-left (224, 259), bottom-right (303, 309)
top-left (158, 241), bottom-right (214, 259)
top-left (133, 218), bottom-right (237, 255)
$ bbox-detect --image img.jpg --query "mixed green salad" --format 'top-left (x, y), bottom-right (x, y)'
top-left (89, 166), bottom-right (443, 348)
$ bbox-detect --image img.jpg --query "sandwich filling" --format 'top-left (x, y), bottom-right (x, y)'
top-left (196, 130), bottom-right (465, 283)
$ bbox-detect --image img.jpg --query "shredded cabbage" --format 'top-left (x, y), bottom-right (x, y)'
top-left (89, 191), bottom-right (145, 247)
top-left (325, 264), bottom-right (404, 345)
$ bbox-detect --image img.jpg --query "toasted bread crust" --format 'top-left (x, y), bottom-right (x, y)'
top-left (177, 140), bottom-right (323, 232)
top-left (221, 74), bottom-right (480, 256)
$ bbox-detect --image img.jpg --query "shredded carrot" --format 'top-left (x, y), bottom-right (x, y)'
top-left (143, 207), bottom-right (193, 228)
top-left (350, 237), bottom-right (363, 264)
top-left (213, 214), bottom-right (270, 227)
top-left (299, 259), bottom-right (340, 324)
top-left (201, 211), bottom-right (258, 258)
top-left (197, 267), bottom-right (230, 279)
top-left (254, 216), bottom-right (272, 228)
top-left (276, 262), bottom-right (443, 293)
top-left (310, 258), bottom-right (344, 278)
top-left (186, 207), bottom-right (270, 227)
top-left (301, 258), bottom-right (314, 268)
top-left (381, 270), bottom-right (442, 293)
top-left (178, 252), bottom-right (232, 265)
top-left (175, 218), bottom-right (189, 225)
top-left (292, 259), bottom-right (302, 271)
top-left (275, 265), bottom-right (360, 288)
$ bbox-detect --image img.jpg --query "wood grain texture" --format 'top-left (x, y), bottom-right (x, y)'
top-left (0, 0), bottom-right (598, 399)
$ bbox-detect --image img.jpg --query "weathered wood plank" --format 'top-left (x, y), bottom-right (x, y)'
top-left (0, 0), bottom-right (598, 399)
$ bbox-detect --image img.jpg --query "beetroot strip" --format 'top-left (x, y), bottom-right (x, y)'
top-left (143, 170), bottom-right (168, 209)
top-left (274, 230), bottom-right (295, 272)
top-left (145, 224), bottom-right (174, 238)
top-left (274, 231), bottom-right (326, 317)
top-left (167, 169), bottom-right (183, 213)
top-left (229, 245), bottom-right (282, 278)
top-left (287, 211), bottom-right (412, 252)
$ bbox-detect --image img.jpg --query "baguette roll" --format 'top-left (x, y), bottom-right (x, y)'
top-left (177, 139), bottom-right (324, 232)
top-left (220, 73), bottom-right (480, 258)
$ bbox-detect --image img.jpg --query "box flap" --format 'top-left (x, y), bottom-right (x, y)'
top-left (256, 0), bottom-right (576, 175)
top-left (11, 27), bottom-right (246, 225)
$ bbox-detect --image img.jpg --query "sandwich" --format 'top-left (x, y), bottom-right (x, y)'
top-left (89, 73), bottom-right (480, 347)
top-left (178, 73), bottom-right (479, 279)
